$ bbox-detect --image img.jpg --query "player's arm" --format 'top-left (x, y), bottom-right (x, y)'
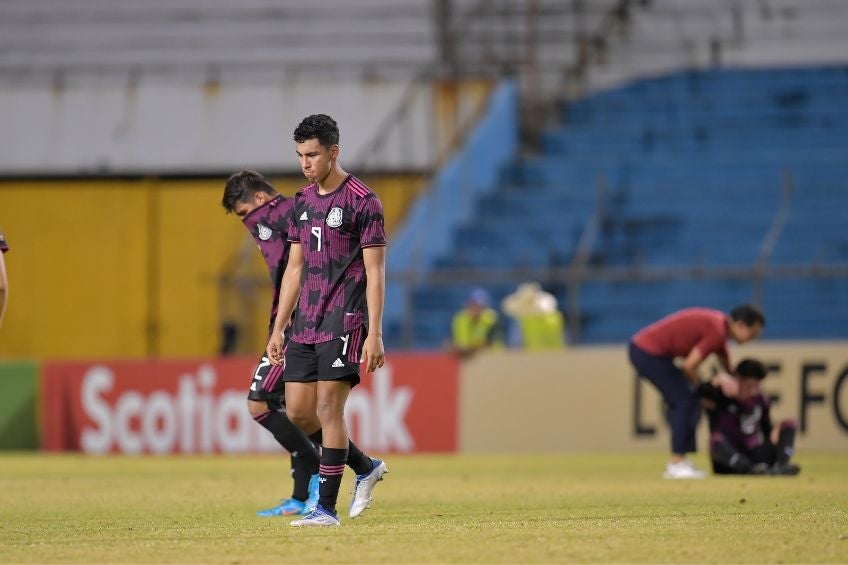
top-left (684, 347), bottom-right (739, 397)
top-left (681, 347), bottom-right (706, 387)
top-left (0, 252), bottom-right (7, 328)
top-left (696, 379), bottom-right (721, 410)
top-left (361, 245), bottom-right (386, 373)
top-left (717, 349), bottom-right (732, 373)
top-left (266, 242), bottom-right (304, 365)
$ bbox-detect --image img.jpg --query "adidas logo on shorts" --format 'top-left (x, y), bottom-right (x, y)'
top-left (331, 358), bottom-right (345, 368)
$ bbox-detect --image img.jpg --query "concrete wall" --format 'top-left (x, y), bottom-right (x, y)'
top-left (0, 79), bottom-right (492, 175)
top-left (460, 343), bottom-right (848, 452)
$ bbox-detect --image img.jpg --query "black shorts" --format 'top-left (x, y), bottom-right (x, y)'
top-left (283, 327), bottom-right (365, 387)
top-left (246, 353), bottom-right (286, 409)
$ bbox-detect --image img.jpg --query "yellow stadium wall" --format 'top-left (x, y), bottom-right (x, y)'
top-left (0, 181), bottom-right (152, 358)
top-left (0, 174), bottom-right (424, 359)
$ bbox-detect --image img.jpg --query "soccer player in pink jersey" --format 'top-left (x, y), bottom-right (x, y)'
top-left (629, 305), bottom-right (765, 478)
top-left (222, 170), bottom-right (378, 518)
top-left (0, 227), bottom-right (9, 327)
top-left (699, 358), bottom-right (800, 476)
top-left (222, 170), bottom-right (321, 516)
top-left (267, 114), bottom-right (388, 527)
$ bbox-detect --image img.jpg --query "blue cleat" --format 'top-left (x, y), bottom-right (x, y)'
top-left (349, 457), bottom-right (388, 518)
top-left (290, 504), bottom-right (341, 527)
top-left (256, 498), bottom-right (305, 517)
top-left (303, 473), bottom-right (320, 514)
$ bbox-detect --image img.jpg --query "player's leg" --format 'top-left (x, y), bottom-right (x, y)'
top-left (629, 342), bottom-right (704, 478)
top-left (304, 426), bottom-right (381, 515)
top-left (283, 342), bottom-right (341, 527)
top-left (302, 415), bottom-right (385, 519)
top-left (290, 330), bottom-right (386, 526)
top-left (306, 413), bottom-right (379, 481)
top-left (288, 379), bottom-right (347, 527)
top-left (326, 327), bottom-right (388, 516)
top-left (247, 354), bottom-right (320, 516)
top-left (710, 432), bottom-right (766, 474)
top-left (310, 382), bottom-right (388, 519)
top-left (306, 380), bottom-right (389, 520)
top-left (770, 419), bottom-right (801, 475)
top-left (339, 327), bottom-right (387, 518)
top-left (316, 379), bottom-right (352, 513)
top-left (248, 354), bottom-right (320, 463)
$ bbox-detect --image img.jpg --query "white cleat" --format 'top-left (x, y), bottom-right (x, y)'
top-left (290, 505), bottom-right (341, 527)
top-left (349, 458), bottom-right (388, 518)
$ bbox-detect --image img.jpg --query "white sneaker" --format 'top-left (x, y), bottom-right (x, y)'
top-left (349, 458), bottom-right (388, 518)
top-left (663, 460), bottom-right (707, 479)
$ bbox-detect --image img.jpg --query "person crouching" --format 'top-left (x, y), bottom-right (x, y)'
top-left (699, 358), bottom-right (800, 476)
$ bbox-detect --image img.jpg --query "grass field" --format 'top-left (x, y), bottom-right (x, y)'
top-left (1, 452), bottom-right (846, 564)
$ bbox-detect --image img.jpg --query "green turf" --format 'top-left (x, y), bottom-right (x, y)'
top-left (0, 452), bottom-right (846, 564)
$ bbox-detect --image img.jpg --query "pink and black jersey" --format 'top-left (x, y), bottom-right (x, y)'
top-left (241, 195), bottom-right (293, 327)
top-left (287, 175), bottom-right (386, 344)
top-left (700, 384), bottom-right (773, 451)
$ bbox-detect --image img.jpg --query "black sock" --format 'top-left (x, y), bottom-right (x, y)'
top-left (309, 430), bottom-right (323, 456)
top-left (290, 455), bottom-right (311, 502)
top-left (712, 438), bottom-right (753, 473)
top-left (776, 426), bottom-right (796, 465)
top-left (318, 446), bottom-right (348, 515)
top-left (309, 430), bottom-right (370, 475)
top-left (253, 409), bottom-right (319, 468)
top-left (347, 439), bottom-right (373, 475)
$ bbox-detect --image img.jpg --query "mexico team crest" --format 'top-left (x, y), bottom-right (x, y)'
top-left (256, 223), bottom-right (272, 241)
top-left (326, 207), bottom-right (344, 228)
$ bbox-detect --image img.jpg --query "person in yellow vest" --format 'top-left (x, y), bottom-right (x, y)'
top-left (502, 282), bottom-right (565, 350)
top-left (450, 288), bottom-right (500, 358)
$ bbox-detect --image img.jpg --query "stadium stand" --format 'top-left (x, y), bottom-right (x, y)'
top-left (3, 0), bottom-right (846, 353)
top-left (381, 0), bottom-right (848, 349)
top-left (391, 65), bottom-right (848, 349)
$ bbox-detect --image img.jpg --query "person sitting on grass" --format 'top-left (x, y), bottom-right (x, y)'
top-left (699, 358), bottom-right (800, 476)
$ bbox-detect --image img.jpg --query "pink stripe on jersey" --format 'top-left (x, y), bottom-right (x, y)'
top-left (253, 410), bottom-right (271, 422)
top-left (347, 327), bottom-right (364, 364)
top-left (319, 464), bottom-right (346, 476)
top-left (348, 178), bottom-right (370, 197)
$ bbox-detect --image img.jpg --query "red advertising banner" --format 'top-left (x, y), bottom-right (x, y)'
top-left (41, 354), bottom-right (458, 454)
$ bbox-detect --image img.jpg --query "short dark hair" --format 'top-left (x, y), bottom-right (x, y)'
top-left (735, 358), bottom-right (768, 380)
top-left (730, 304), bottom-right (766, 327)
top-left (293, 114), bottom-right (339, 149)
top-left (221, 169), bottom-right (276, 213)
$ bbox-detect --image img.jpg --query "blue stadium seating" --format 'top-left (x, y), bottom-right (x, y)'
top-left (399, 66), bottom-right (848, 348)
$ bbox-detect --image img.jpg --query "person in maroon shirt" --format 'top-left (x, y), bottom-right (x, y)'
top-left (699, 358), bottom-right (800, 475)
top-left (0, 227), bottom-right (9, 328)
top-left (629, 305), bottom-right (765, 479)
top-left (267, 114), bottom-right (388, 527)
